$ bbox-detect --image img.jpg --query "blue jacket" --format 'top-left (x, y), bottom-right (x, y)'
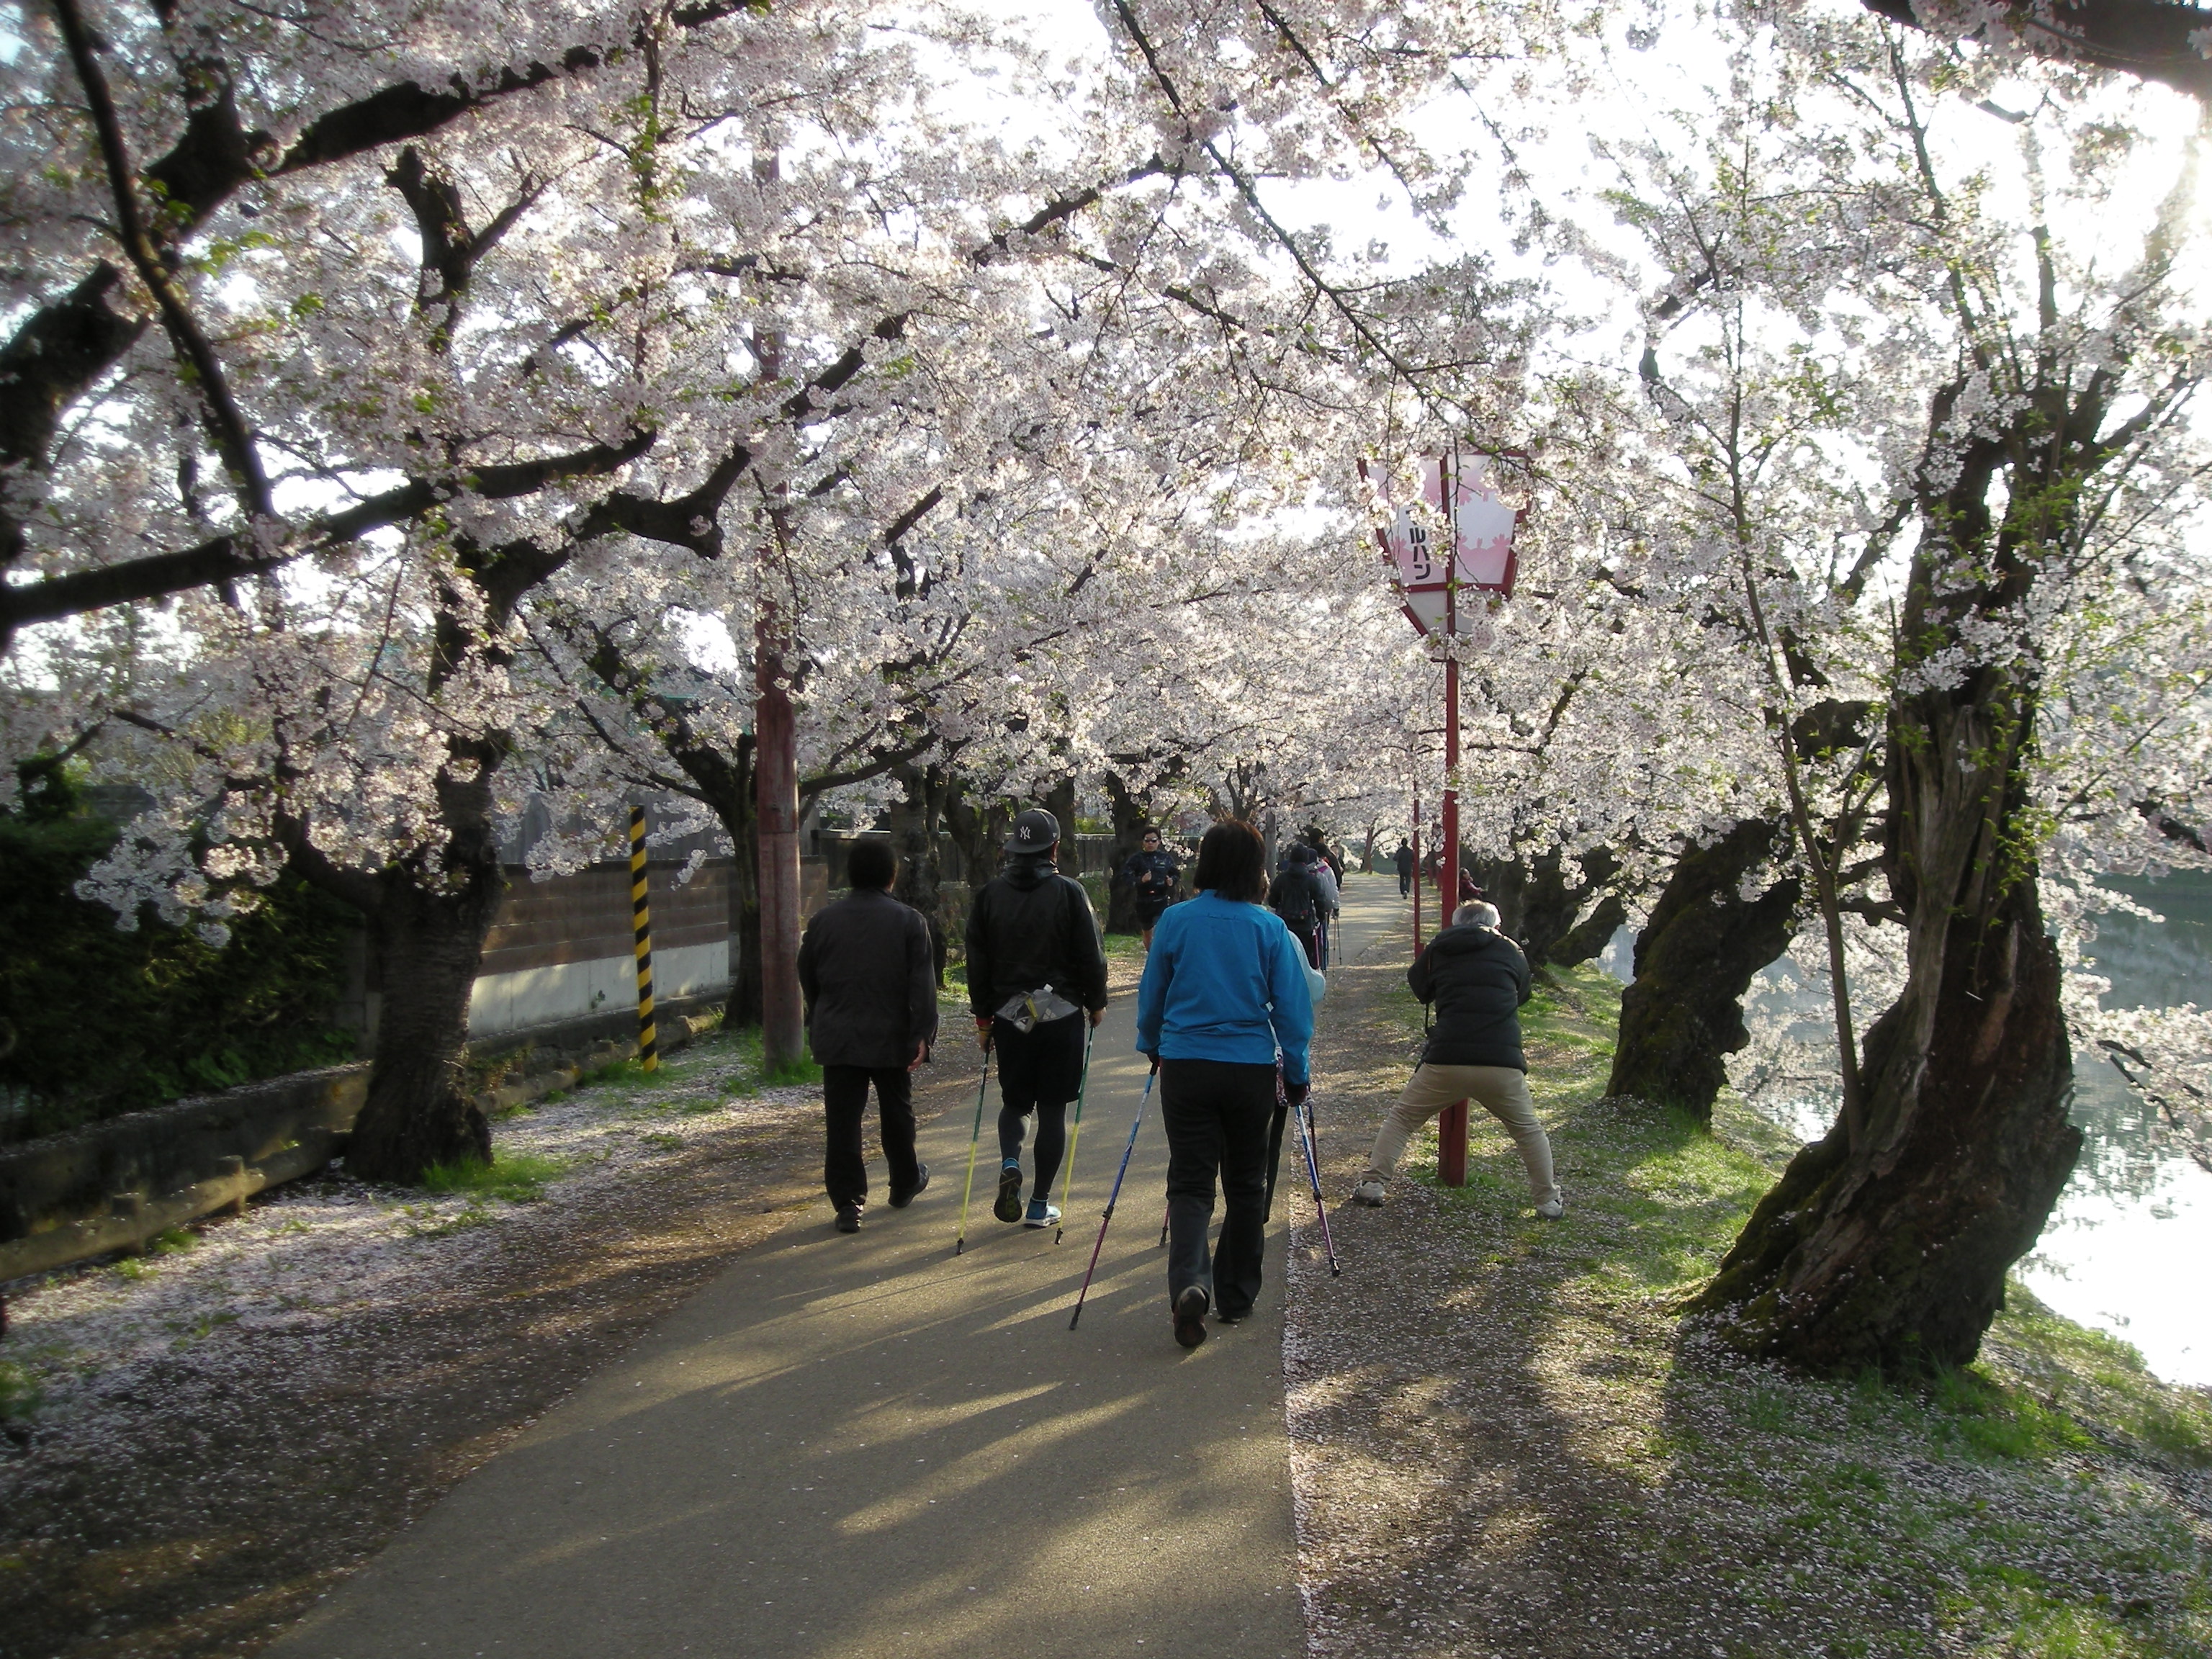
top-left (1135, 891), bottom-right (1314, 1084)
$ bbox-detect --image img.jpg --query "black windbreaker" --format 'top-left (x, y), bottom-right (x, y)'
top-left (964, 857), bottom-right (1109, 1019)
top-left (1408, 924), bottom-right (1532, 1071)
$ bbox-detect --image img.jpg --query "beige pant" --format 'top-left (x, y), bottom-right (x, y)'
top-left (1364, 1063), bottom-right (1558, 1202)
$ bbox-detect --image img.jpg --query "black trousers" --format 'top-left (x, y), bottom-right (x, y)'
top-left (822, 1064), bottom-right (920, 1210)
top-left (1285, 918), bottom-right (1319, 968)
top-left (1161, 1058), bottom-right (1277, 1319)
top-left (1398, 871), bottom-right (1412, 896)
top-left (993, 1013), bottom-right (1086, 1198)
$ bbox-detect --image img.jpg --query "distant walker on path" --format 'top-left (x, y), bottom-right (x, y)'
top-left (1353, 900), bottom-right (1564, 1219)
top-left (1136, 819), bottom-right (1315, 1350)
top-left (796, 838), bottom-right (939, 1233)
top-left (966, 807), bottom-right (1110, 1233)
top-left (1120, 826), bottom-right (1182, 948)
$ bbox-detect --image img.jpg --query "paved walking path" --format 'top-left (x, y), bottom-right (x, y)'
top-left (271, 877), bottom-right (1400, 1659)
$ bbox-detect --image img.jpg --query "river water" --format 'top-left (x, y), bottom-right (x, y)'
top-left (1602, 875), bottom-right (2212, 1389)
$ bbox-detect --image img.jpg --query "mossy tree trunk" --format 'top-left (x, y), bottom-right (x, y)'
top-left (1689, 327), bottom-right (2118, 1370)
top-left (1607, 819), bottom-right (1800, 1119)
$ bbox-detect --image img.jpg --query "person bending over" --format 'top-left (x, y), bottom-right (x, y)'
top-left (1137, 819), bottom-right (1315, 1350)
top-left (965, 808), bottom-right (1109, 1231)
top-left (1353, 900), bottom-right (1563, 1220)
top-left (796, 837), bottom-right (938, 1233)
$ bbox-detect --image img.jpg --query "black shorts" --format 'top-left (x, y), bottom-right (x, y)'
top-left (992, 1012), bottom-right (1087, 1109)
top-left (1135, 894), bottom-right (1172, 926)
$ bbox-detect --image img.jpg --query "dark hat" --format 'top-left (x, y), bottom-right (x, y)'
top-left (1288, 842), bottom-right (1316, 865)
top-left (1005, 807), bottom-right (1059, 854)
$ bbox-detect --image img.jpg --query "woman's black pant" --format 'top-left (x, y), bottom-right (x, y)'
top-left (1160, 1058), bottom-right (1277, 1318)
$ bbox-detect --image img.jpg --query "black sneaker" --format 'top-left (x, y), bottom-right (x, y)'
top-left (993, 1162), bottom-right (1024, 1223)
top-left (835, 1206), bottom-right (862, 1234)
top-left (889, 1164), bottom-right (930, 1208)
top-left (1172, 1285), bottom-right (1209, 1350)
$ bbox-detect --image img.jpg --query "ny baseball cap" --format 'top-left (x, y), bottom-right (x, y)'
top-left (1005, 807), bottom-right (1059, 853)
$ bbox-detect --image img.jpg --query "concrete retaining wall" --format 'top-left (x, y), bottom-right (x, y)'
top-left (0, 994), bottom-right (725, 1287)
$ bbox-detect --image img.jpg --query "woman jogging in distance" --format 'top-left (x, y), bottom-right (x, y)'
top-left (1135, 819), bottom-right (1315, 1351)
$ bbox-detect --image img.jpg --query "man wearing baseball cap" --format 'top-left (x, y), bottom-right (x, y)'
top-left (964, 807), bottom-right (1110, 1230)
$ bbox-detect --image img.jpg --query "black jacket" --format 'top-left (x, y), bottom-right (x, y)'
top-left (797, 889), bottom-right (940, 1069)
top-left (1393, 845), bottom-right (1415, 876)
top-left (1409, 924), bottom-right (1532, 1071)
top-left (965, 858), bottom-right (1109, 1019)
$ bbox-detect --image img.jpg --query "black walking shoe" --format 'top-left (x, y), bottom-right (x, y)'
top-left (835, 1205), bottom-right (863, 1234)
top-left (994, 1161), bottom-right (1025, 1223)
top-left (1172, 1285), bottom-right (1209, 1350)
top-left (889, 1164), bottom-right (930, 1208)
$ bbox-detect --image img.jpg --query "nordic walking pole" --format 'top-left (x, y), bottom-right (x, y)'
top-left (1069, 1062), bottom-right (1159, 1329)
top-left (1290, 1080), bottom-right (1341, 1276)
top-left (1053, 1023), bottom-right (1098, 1244)
top-left (953, 1036), bottom-right (995, 1255)
top-left (1158, 1205), bottom-right (1169, 1248)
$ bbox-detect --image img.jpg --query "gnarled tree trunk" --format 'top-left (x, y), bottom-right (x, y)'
top-left (1607, 819), bottom-right (1799, 1119)
top-left (347, 866), bottom-right (501, 1179)
top-left (1691, 356), bottom-right (2098, 1370)
top-left (1690, 684), bottom-right (2079, 1372)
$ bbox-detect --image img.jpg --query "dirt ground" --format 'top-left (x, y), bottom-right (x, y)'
top-left (1280, 917), bottom-right (2212, 1659)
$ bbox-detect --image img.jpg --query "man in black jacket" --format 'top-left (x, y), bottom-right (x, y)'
top-left (966, 807), bottom-right (1109, 1230)
top-left (797, 838), bottom-right (938, 1233)
top-left (1394, 840), bottom-right (1415, 897)
top-left (1352, 900), bottom-right (1563, 1218)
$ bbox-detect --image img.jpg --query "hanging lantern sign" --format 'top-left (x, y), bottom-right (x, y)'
top-left (1376, 451), bottom-right (1519, 637)
top-left (1363, 450), bottom-right (1521, 638)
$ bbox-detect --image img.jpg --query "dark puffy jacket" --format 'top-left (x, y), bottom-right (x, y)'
top-left (797, 889), bottom-right (940, 1068)
top-left (965, 857), bottom-right (1109, 1019)
top-left (1409, 924), bottom-right (1532, 1071)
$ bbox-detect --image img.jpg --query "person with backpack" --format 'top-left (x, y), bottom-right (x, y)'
top-left (1352, 899), bottom-right (1563, 1218)
top-left (1267, 843), bottom-right (1327, 968)
top-left (966, 807), bottom-right (1109, 1231)
top-left (1305, 843), bottom-right (1341, 968)
top-left (1118, 826), bottom-right (1182, 947)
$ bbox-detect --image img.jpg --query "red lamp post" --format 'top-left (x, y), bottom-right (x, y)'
top-left (1362, 447), bottom-right (1520, 1186)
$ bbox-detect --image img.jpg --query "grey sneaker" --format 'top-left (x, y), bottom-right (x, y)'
top-left (1022, 1197), bottom-right (1061, 1229)
top-left (1351, 1180), bottom-right (1387, 1207)
top-left (1535, 1192), bottom-right (1565, 1220)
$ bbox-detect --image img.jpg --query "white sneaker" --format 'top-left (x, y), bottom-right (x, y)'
top-left (1352, 1181), bottom-right (1387, 1207)
top-left (1535, 1192), bottom-right (1565, 1220)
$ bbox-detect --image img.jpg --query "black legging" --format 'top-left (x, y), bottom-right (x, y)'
top-left (997, 1100), bottom-right (1068, 1196)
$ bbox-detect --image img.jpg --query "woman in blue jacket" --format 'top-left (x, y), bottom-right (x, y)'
top-left (1136, 819), bottom-right (1315, 1349)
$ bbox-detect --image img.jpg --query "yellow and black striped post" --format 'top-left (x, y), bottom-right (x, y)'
top-left (628, 806), bottom-right (659, 1072)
